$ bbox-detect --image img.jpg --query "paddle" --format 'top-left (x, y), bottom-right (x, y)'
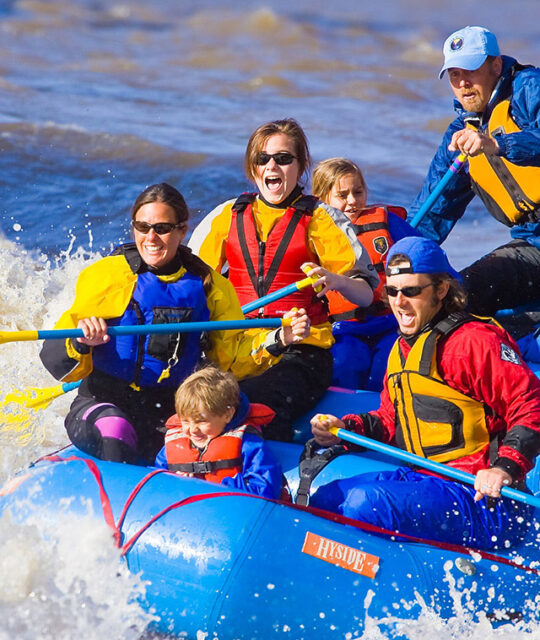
top-left (0, 318), bottom-right (290, 345)
top-left (3, 381), bottom-right (82, 411)
top-left (1, 289), bottom-right (304, 420)
top-left (326, 423), bottom-right (540, 510)
top-left (241, 274), bottom-right (321, 314)
top-left (409, 153), bottom-right (467, 229)
top-left (0, 316), bottom-right (293, 426)
top-left (1, 381), bottom-right (83, 441)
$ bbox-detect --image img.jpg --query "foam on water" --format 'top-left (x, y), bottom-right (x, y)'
top-left (0, 509), bottom-right (155, 640)
top-left (0, 235), bottom-right (98, 479)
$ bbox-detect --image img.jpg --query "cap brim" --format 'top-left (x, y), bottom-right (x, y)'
top-left (438, 53), bottom-right (488, 79)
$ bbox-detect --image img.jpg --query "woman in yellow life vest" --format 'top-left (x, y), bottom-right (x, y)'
top-left (40, 183), bottom-right (309, 463)
top-left (189, 119), bottom-right (378, 441)
top-left (312, 157), bottom-right (421, 391)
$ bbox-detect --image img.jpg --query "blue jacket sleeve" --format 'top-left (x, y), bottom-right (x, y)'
top-left (220, 433), bottom-right (283, 499)
top-left (387, 212), bottom-right (424, 240)
top-left (154, 446), bottom-right (168, 469)
top-left (408, 118), bottom-right (475, 243)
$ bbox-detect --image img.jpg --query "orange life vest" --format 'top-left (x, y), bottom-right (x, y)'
top-left (225, 193), bottom-right (328, 324)
top-left (163, 403), bottom-right (274, 484)
top-left (327, 205), bottom-right (407, 322)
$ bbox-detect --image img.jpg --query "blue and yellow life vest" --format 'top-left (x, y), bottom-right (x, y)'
top-left (91, 245), bottom-right (210, 388)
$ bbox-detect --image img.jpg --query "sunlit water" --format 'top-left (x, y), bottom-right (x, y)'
top-left (0, 0), bottom-right (539, 637)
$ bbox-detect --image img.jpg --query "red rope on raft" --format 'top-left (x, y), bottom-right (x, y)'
top-left (41, 454), bottom-right (540, 575)
top-left (119, 491), bottom-right (246, 556)
top-left (43, 455), bottom-right (122, 545)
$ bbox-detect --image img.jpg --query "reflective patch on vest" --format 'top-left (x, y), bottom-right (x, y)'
top-left (372, 236), bottom-right (389, 255)
top-left (301, 531), bottom-right (379, 578)
top-left (500, 343), bottom-right (521, 365)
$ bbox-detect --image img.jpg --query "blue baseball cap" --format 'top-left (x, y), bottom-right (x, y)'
top-left (439, 26), bottom-right (500, 79)
top-left (385, 236), bottom-right (462, 281)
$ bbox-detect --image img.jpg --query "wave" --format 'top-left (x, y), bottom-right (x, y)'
top-left (0, 121), bottom-right (206, 167)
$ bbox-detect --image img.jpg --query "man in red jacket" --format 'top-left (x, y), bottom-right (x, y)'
top-left (311, 236), bottom-right (540, 550)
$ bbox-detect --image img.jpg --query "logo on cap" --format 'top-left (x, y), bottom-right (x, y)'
top-left (450, 37), bottom-right (463, 51)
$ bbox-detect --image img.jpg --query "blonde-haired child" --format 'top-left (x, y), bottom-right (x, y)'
top-left (312, 157), bottom-right (421, 391)
top-left (154, 366), bottom-right (283, 498)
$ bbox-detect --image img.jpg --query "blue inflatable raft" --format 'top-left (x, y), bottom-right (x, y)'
top-left (1, 386), bottom-right (539, 638)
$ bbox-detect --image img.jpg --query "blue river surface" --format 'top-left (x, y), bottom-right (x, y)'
top-left (0, 0), bottom-right (539, 268)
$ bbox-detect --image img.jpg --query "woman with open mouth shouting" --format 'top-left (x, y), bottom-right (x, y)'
top-left (189, 118), bottom-right (378, 442)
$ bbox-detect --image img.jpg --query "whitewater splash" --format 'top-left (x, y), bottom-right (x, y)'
top-left (0, 236), bottom-right (159, 639)
top-left (0, 507), bottom-right (155, 640)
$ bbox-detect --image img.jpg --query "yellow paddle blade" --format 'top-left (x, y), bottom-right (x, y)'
top-left (0, 385), bottom-right (67, 443)
top-left (0, 329), bottom-right (40, 345)
top-left (0, 380), bottom-right (80, 442)
top-left (2, 384), bottom-right (68, 411)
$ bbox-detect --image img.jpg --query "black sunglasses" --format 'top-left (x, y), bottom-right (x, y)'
top-left (255, 152), bottom-right (297, 166)
top-left (132, 221), bottom-right (184, 235)
top-left (384, 283), bottom-right (434, 298)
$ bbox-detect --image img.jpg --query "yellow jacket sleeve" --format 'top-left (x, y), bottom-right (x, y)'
top-left (204, 270), bottom-right (286, 379)
top-left (46, 256), bottom-right (137, 382)
top-left (187, 200), bottom-right (234, 271)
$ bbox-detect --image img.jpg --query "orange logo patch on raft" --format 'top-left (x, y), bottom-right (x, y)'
top-left (301, 531), bottom-right (380, 578)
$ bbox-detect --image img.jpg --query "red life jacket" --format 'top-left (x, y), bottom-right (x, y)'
top-left (327, 205), bottom-right (407, 322)
top-left (163, 403), bottom-right (274, 484)
top-left (226, 193), bottom-right (328, 324)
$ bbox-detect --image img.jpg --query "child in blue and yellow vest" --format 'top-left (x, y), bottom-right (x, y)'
top-left (312, 157), bottom-right (422, 391)
top-left (155, 366), bottom-right (283, 498)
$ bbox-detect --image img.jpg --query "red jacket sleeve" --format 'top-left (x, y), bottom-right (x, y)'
top-left (438, 322), bottom-right (540, 479)
top-left (341, 374), bottom-right (397, 444)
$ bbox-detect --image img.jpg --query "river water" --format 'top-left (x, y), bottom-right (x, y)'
top-left (0, 1), bottom-right (539, 638)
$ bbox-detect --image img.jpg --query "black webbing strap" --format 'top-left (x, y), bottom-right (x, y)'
top-left (295, 438), bottom-right (348, 506)
top-left (262, 209), bottom-right (304, 295)
top-left (168, 456), bottom-right (242, 475)
top-left (417, 312), bottom-right (472, 376)
top-left (262, 196), bottom-right (317, 295)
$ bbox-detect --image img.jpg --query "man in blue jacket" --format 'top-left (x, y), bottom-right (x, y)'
top-left (409, 26), bottom-right (540, 326)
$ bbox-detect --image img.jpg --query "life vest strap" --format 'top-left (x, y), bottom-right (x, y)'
top-left (351, 221), bottom-right (388, 234)
top-left (261, 196), bottom-right (317, 296)
top-left (296, 438), bottom-right (348, 506)
top-left (329, 300), bottom-right (389, 323)
top-left (417, 312), bottom-right (472, 376)
top-left (484, 153), bottom-right (540, 219)
top-left (169, 456), bottom-right (243, 475)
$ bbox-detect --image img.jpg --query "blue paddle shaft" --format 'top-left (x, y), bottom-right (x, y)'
top-left (37, 319), bottom-right (283, 341)
top-left (241, 282), bottom-right (300, 314)
top-left (410, 153), bottom-right (467, 228)
top-left (334, 427), bottom-right (540, 509)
